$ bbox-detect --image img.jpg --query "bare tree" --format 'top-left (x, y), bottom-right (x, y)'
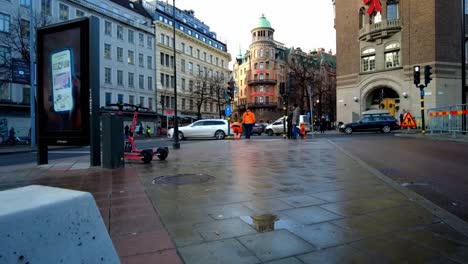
top-left (286, 48), bottom-right (320, 115)
top-left (189, 73), bottom-right (227, 119)
top-left (0, 10), bottom-right (50, 88)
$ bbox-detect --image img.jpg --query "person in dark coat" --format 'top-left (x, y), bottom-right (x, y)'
top-left (287, 109), bottom-right (294, 139)
top-left (320, 117), bottom-right (326, 134)
top-left (124, 125), bottom-right (130, 139)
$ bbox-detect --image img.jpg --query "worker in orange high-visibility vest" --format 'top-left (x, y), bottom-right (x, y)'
top-left (299, 122), bottom-right (306, 139)
top-left (230, 121), bottom-right (243, 139)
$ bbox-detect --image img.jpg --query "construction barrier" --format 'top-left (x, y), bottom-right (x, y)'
top-left (427, 104), bottom-right (468, 136)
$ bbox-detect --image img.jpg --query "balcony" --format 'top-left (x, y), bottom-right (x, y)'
top-left (247, 79), bottom-right (277, 85)
top-left (237, 102), bottom-right (279, 110)
top-left (359, 19), bottom-right (401, 41)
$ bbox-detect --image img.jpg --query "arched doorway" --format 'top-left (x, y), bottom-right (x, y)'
top-left (365, 87), bottom-right (400, 116)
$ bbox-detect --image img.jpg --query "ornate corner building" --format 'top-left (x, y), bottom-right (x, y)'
top-left (334, 0), bottom-right (466, 123)
top-left (232, 15), bottom-right (288, 122)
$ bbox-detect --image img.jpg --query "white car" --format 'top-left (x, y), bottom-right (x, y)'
top-left (167, 119), bottom-right (228, 140)
top-left (264, 115), bottom-right (311, 136)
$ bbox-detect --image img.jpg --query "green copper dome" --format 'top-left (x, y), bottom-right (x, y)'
top-left (257, 14), bottom-right (272, 28)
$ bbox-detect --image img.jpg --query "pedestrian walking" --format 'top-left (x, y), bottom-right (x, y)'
top-left (138, 124), bottom-right (143, 136)
top-left (230, 120), bottom-right (243, 140)
top-left (242, 109), bottom-right (256, 139)
top-left (145, 126), bottom-right (151, 138)
top-left (399, 112), bottom-right (404, 124)
top-left (7, 127), bottom-right (16, 145)
top-left (124, 125), bottom-right (130, 139)
top-left (320, 117), bottom-right (326, 134)
top-left (291, 104), bottom-right (300, 139)
top-left (287, 106), bottom-right (294, 139)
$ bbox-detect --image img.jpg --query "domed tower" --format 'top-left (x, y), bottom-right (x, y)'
top-left (245, 14), bottom-right (283, 122)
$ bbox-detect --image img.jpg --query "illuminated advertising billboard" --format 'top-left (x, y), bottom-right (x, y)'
top-left (37, 18), bottom-right (90, 145)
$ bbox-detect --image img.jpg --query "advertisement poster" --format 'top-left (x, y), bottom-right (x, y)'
top-left (37, 18), bottom-right (90, 145)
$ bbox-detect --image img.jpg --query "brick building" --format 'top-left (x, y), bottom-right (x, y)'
top-left (334, 0), bottom-right (466, 124)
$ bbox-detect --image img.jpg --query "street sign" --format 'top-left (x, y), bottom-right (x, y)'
top-left (225, 105), bottom-right (232, 116)
top-left (12, 59), bottom-right (31, 84)
top-left (401, 112), bottom-right (417, 129)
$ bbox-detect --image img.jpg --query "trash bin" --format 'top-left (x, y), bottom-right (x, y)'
top-left (102, 114), bottom-right (124, 169)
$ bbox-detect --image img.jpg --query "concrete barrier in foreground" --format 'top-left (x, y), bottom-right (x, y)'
top-left (0, 185), bottom-right (119, 264)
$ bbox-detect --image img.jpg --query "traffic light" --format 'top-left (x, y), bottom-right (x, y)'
top-left (413, 65), bottom-right (420, 86)
top-left (227, 82), bottom-right (234, 102)
top-left (424, 65), bottom-right (433, 86)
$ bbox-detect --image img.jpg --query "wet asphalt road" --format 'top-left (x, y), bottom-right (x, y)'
top-left (328, 135), bottom-right (468, 222)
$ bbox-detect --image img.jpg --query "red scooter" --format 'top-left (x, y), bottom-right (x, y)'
top-left (107, 103), bottom-right (169, 163)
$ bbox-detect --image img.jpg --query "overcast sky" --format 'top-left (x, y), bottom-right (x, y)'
top-left (172, 0), bottom-right (337, 67)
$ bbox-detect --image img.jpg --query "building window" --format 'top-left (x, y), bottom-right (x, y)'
top-left (361, 48), bottom-right (376, 72)
top-left (129, 95), bottom-right (134, 105)
top-left (259, 62), bottom-right (264, 69)
top-left (216, 57), bottom-right (219, 66)
top-left (260, 49), bottom-right (264, 57)
top-left (189, 62), bottom-right (193, 74)
top-left (117, 47), bottom-right (123, 62)
top-left (76, 10), bottom-right (85, 18)
top-left (20, 19), bottom-right (30, 38)
top-left (160, 33), bottom-right (164, 43)
top-left (165, 36), bottom-right (170, 46)
top-left (160, 52), bottom-right (164, 65)
top-left (128, 72), bottom-right (134, 87)
top-left (181, 59), bottom-right (185, 72)
top-left (128, 29), bottom-right (134, 43)
top-left (128, 50), bottom-right (134, 64)
top-left (189, 80), bottom-right (194, 92)
top-left (105, 92), bottom-right (112, 104)
top-left (148, 76), bottom-right (153, 90)
top-left (359, 7), bottom-right (366, 29)
top-left (117, 94), bottom-right (124, 104)
top-left (189, 46), bottom-right (193, 56)
top-left (138, 53), bottom-right (144, 67)
top-left (41, 0), bottom-right (52, 15)
top-left (203, 52), bottom-right (207, 61)
top-left (105, 68), bottom-right (111, 83)
top-left (117, 70), bottom-right (123, 85)
top-left (148, 98), bottom-right (153, 110)
top-left (139, 33), bottom-right (144, 46)
top-left (221, 60), bottom-right (224, 68)
top-left (210, 55), bottom-right (213, 64)
top-left (104, 43), bottom-right (111, 59)
top-left (210, 103), bottom-right (213, 112)
top-left (387, 0), bottom-right (399, 21)
top-left (105, 21), bottom-right (111, 35)
top-left (189, 99), bottom-right (193, 110)
top-left (160, 73), bottom-right (164, 86)
top-left (385, 43), bottom-right (400, 68)
top-left (20, 0), bottom-right (31, 7)
top-left (204, 102), bottom-right (207, 112)
top-left (147, 56), bottom-right (152, 69)
top-left (181, 42), bottom-right (185, 52)
top-left (117, 25), bottom-right (123, 40)
top-left (139, 74), bottom-right (144, 89)
top-left (140, 96), bottom-right (144, 107)
top-left (165, 54), bottom-right (170, 66)
top-left (181, 78), bottom-right (185, 91)
top-left (0, 46), bottom-right (11, 66)
top-left (197, 49), bottom-right (200, 59)
top-left (182, 98), bottom-right (186, 110)
top-left (147, 36), bottom-right (152, 49)
top-left (59, 4), bottom-right (69, 20)
top-left (254, 50), bottom-right (258, 58)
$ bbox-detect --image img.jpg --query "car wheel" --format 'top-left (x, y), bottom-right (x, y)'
top-left (382, 125), bottom-right (391, 133)
top-left (178, 131), bottom-right (184, 140)
top-left (266, 129), bottom-right (274, 136)
top-left (156, 147), bottom-right (169, 160)
top-left (344, 127), bottom-right (353, 134)
top-left (215, 130), bottom-right (225, 140)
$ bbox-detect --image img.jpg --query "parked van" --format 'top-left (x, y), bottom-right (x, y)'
top-left (264, 115), bottom-right (311, 136)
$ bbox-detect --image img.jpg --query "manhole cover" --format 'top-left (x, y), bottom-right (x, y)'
top-left (152, 174), bottom-right (215, 185)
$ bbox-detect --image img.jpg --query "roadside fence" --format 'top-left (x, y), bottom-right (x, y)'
top-left (427, 104), bottom-right (468, 136)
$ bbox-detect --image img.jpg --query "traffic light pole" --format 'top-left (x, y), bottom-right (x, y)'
top-left (419, 85), bottom-right (426, 134)
top-left (283, 104), bottom-right (287, 139)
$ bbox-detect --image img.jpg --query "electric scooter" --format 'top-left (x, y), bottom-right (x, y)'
top-left (107, 103), bottom-right (169, 163)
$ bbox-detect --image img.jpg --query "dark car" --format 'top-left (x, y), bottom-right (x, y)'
top-left (251, 123), bottom-right (266, 135)
top-left (339, 115), bottom-right (400, 134)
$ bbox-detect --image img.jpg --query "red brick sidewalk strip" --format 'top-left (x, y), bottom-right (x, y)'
top-left (0, 164), bottom-right (183, 264)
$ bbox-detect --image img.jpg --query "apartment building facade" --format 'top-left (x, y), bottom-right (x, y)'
top-left (147, 1), bottom-right (231, 128)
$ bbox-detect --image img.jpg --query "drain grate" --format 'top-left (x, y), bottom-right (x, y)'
top-left (152, 174), bottom-right (215, 185)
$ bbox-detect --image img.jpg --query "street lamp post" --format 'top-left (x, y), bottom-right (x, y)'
top-left (29, 1), bottom-right (36, 146)
top-left (172, 0), bottom-right (180, 149)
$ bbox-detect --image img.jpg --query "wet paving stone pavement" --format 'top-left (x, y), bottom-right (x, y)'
top-left (133, 139), bottom-right (468, 264)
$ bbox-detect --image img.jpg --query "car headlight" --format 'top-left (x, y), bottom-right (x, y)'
top-left (340, 124), bottom-right (346, 128)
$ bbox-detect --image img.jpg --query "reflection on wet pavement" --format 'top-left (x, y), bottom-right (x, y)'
top-left (135, 139), bottom-right (468, 264)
